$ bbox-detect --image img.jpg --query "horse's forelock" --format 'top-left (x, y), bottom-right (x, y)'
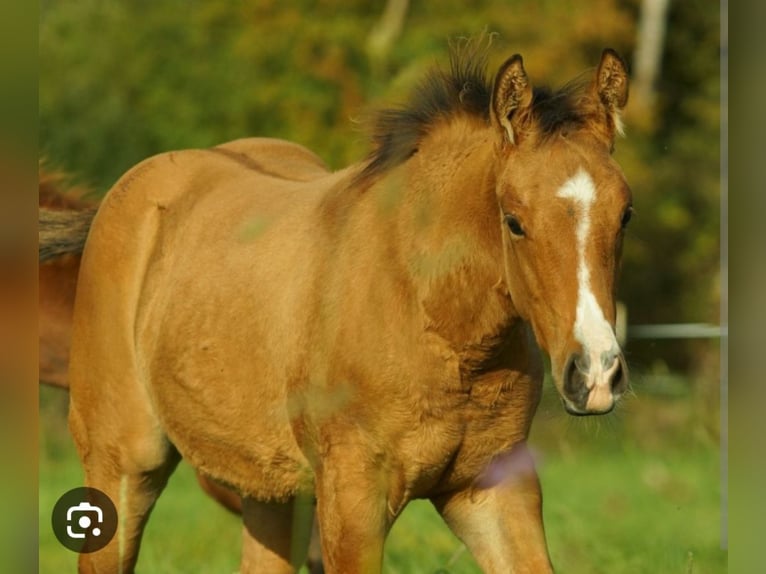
top-left (528, 73), bottom-right (601, 142)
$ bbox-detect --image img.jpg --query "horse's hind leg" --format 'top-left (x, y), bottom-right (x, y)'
top-left (240, 496), bottom-right (315, 574)
top-left (68, 378), bottom-right (180, 573)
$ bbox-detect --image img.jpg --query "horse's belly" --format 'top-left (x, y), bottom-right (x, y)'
top-left (139, 262), bottom-right (314, 501)
top-left (147, 351), bottom-right (312, 500)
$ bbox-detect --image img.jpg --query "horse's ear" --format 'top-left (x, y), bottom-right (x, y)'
top-left (491, 54), bottom-right (534, 146)
top-left (592, 49), bottom-right (629, 138)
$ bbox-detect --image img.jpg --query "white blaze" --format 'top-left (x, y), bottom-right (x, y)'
top-left (556, 169), bottom-right (619, 384)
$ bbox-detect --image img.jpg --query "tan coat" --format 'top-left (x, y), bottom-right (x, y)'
top-left (50, 45), bottom-right (631, 574)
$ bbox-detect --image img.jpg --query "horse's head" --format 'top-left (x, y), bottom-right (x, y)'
top-left (490, 50), bottom-right (631, 415)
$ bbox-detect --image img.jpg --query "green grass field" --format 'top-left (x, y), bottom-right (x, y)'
top-left (39, 378), bottom-right (726, 573)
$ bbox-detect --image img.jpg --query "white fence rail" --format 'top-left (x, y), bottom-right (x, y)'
top-left (615, 302), bottom-right (726, 344)
top-left (627, 323), bottom-right (726, 340)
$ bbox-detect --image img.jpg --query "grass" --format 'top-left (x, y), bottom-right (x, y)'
top-left (39, 379), bottom-right (727, 573)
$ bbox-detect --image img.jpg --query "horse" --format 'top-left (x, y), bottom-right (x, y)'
top-left (42, 42), bottom-right (632, 573)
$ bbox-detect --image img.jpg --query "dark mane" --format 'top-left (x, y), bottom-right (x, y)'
top-left (356, 40), bottom-right (492, 183)
top-left (356, 41), bottom-right (595, 184)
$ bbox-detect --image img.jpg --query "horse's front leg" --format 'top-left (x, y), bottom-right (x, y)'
top-left (313, 449), bottom-right (390, 574)
top-left (432, 444), bottom-right (553, 574)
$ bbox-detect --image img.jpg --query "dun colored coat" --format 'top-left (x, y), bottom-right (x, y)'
top-left (43, 43), bottom-right (632, 573)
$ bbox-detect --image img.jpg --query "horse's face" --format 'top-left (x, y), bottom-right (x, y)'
top-left (496, 135), bottom-right (631, 415)
top-left (490, 50), bottom-right (631, 415)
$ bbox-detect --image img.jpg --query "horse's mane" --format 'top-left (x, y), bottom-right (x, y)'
top-left (357, 40), bottom-right (492, 183)
top-left (356, 38), bottom-right (594, 184)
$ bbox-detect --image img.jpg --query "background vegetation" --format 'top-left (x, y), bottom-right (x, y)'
top-left (39, 1), bottom-right (724, 572)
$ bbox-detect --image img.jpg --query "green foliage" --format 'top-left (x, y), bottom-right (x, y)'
top-left (39, 0), bottom-right (638, 186)
top-left (39, 1), bottom-right (721, 370)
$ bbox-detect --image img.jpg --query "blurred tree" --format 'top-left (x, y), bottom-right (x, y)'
top-left (633, 0), bottom-right (671, 111)
top-left (367, 0), bottom-right (410, 79)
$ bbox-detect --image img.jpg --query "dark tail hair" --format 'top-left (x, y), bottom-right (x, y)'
top-left (39, 207), bottom-right (98, 262)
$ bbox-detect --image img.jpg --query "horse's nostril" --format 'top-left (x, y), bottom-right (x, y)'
top-left (610, 356), bottom-right (628, 394)
top-left (563, 354), bottom-right (588, 402)
top-left (564, 355), bottom-right (576, 390)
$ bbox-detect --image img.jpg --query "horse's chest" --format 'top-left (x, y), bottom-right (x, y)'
top-left (418, 369), bottom-right (543, 493)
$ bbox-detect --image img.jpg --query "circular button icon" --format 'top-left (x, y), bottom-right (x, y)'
top-left (51, 487), bottom-right (118, 553)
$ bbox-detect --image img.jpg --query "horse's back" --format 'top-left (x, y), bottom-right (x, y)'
top-left (69, 138), bottom-right (342, 498)
top-left (213, 137), bottom-right (330, 182)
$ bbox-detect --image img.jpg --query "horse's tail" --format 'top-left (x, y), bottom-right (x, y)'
top-left (39, 206), bottom-right (98, 263)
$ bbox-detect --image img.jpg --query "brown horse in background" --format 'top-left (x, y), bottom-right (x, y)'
top-left (42, 43), bottom-right (632, 573)
top-left (38, 170), bottom-right (93, 388)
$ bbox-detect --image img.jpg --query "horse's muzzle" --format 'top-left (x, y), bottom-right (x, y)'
top-left (561, 351), bottom-right (628, 415)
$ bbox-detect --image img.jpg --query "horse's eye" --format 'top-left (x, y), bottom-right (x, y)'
top-left (505, 214), bottom-right (525, 237)
top-left (620, 206), bottom-right (633, 229)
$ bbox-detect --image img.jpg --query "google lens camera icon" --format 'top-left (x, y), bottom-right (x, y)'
top-left (52, 487), bottom-right (118, 553)
top-left (66, 502), bottom-right (104, 538)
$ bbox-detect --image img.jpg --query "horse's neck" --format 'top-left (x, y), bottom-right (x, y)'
top-left (399, 124), bottom-right (520, 356)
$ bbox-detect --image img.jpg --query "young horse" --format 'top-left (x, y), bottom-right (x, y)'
top-left (50, 44), bottom-right (631, 573)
